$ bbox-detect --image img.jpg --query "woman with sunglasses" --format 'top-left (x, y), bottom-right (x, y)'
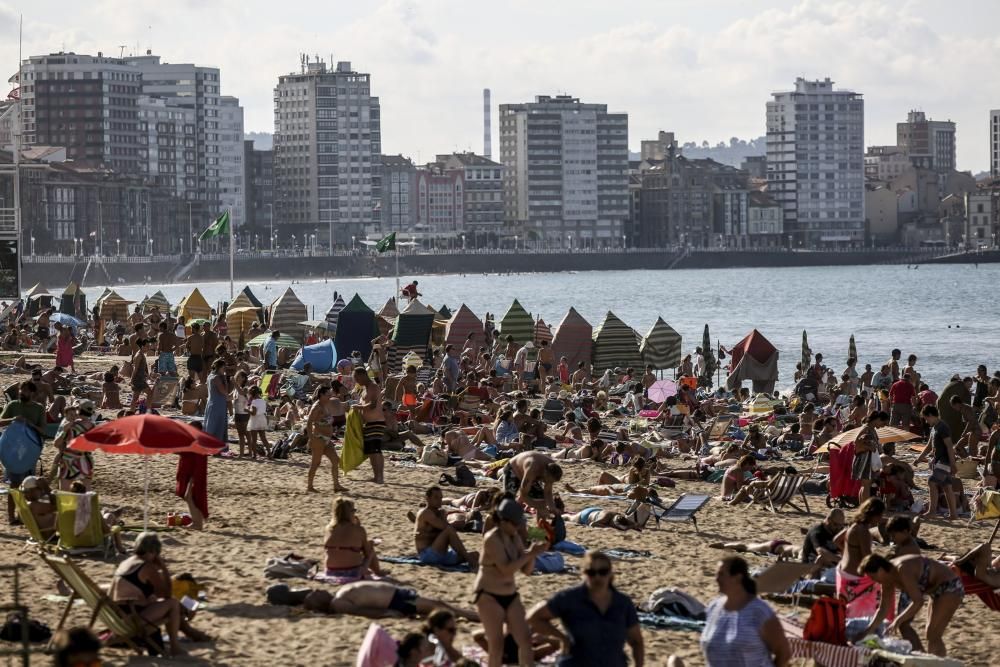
top-left (423, 608), bottom-right (462, 665)
top-left (528, 550), bottom-right (644, 667)
top-left (473, 495), bottom-right (547, 667)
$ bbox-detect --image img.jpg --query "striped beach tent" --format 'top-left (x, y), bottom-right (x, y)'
top-left (97, 290), bottom-right (134, 321)
top-left (177, 288), bottom-right (211, 322)
top-left (377, 297), bottom-right (399, 320)
top-left (641, 317), bottom-right (682, 371)
top-left (25, 283), bottom-right (54, 316)
top-left (445, 304), bottom-right (485, 349)
top-left (225, 292), bottom-right (263, 339)
top-left (592, 311), bottom-right (644, 373)
top-left (438, 304), bottom-right (452, 320)
top-left (141, 290), bottom-right (170, 315)
top-left (325, 294), bottom-right (346, 334)
top-left (534, 318), bottom-right (553, 345)
top-left (59, 282), bottom-right (88, 319)
top-left (334, 294), bottom-right (377, 362)
top-left (388, 298), bottom-right (436, 372)
top-left (551, 307), bottom-right (592, 370)
top-left (499, 299), bottom-right (533, 345)
top-left (268, 287), bottom-right (308, 340)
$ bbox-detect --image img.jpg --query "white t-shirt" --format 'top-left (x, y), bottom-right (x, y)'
top-left (248, 398), bottom-right (268, 431)
top-left (175, 324), bottom-right (186, 338)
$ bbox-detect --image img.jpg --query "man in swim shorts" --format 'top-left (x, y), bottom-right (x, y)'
top-left (302, 581), bottom-right (478, 620)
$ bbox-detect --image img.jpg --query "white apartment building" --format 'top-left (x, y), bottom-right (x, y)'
top-left (766, 78), bottom-right (865, 247)
top-left (218, 96), bottom-right (245, 231)
top-left (499, 95), bottom-right (628, 246)
top-left (273, 57), bottom-right (382, 247)
top-left (138, 95), bottom-right (196, 201)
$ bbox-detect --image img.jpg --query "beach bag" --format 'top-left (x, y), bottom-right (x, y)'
top-left (0, 613), bottom-right (51, 643)
top-left (420, 446), bottom-right (448, 467)
top-left (532, 551), bottom-right (565, 574)
top-left (339, 409), bottom-right (366, 474)
top-left (803, 596), bottom-right (846, 645)
top-left (264, 555), bottom-right (317, 579)
top-left (269, 438), bottom-right (291, 460)
top-left (641, 587), bottom-right (706, 620)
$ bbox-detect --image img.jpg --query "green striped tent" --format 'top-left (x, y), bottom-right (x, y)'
top-left (438, 304), bottom-right (452, 319)
top-left (640, 317), bottom-right (682, 371)
top-left (592, 311), bottom-right (644, 373)
top-left (499, 299), bottom-right (534, 345)
top-left (59, 282), bottom-right (88, 319)
top-left (141, 290), bottom-right (171, 314)
top-left (268, 287), bottom-right (308, 340)
top-left (388, 298), bottom-right (436, 371)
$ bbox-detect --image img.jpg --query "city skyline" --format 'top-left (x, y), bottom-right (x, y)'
top-left (3, 0), bottom-right (1000, 172)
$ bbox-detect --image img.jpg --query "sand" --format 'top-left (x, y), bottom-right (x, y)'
top-left (1, 353), bottom-right (999, 666)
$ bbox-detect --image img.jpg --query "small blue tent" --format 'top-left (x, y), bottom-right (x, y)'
top-left (290, 338), bottom-right (337, 373)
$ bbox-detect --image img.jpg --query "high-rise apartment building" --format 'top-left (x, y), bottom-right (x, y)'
top-left (991, 110), bottom-right (1000, 179)
top-left (138, 95), bottom-right (196, 200)
top-left (245, 141), bottom-right (273, 238)
top-left (273, 57), bottom-right (382, 246)
top-left (896, 111), bottom-right (955, 172)
top-left (18, 52), bottom-right (142, 174)
top-left (218, 96), bottom-right (245, 230)
top-left (499, 95), bottom-right (628, 246)
top-left (766, 78), bottom-right (864, 246)
top-left (379, 154), bottom-right (417, 233)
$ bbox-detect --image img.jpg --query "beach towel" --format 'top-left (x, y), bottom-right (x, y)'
top-left (836, 567), bottom-right (893, 622)
top-left (340, 409), bottom-right (365, 474)
top-left (637, 612), bottom-right (705, 632)
top-left (379, 555), bottom-right (472, 573)
top-left (605, 548), bottom-right (654, 561)
top-left (356, 623), bottom-right (398, 667)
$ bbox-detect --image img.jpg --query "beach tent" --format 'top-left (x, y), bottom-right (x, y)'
top-left (499, 299), bottom-right (533, 345)
top-left (445, 304), bottom-right (484, 349)
top-left (177, 288), bottom-right (211, 322)
top-left (551, 307), bottom-right (593, 370)
top-left (291, 338), bottom-right (337, 373)
top-left (325, 294), bottom-right (346, 334)
top-left (97, 290), bottom-right (134, 321)
top-left (534, 318), bottom-right (553, 345)
top-left (438, 305), bottom-right (452, 320)
top-left (268, 287), bottom-right (308, 340)
top-left (140, 290), bottom-right (170, 315)
top-left (641, 317), bottom-right (682, 371)
top-left (388, 298), bottom-right (436, 372)
top-left (225, 292), bottom-right (263, 339)
top-left (25, 283), bottom-right (54, 316)
top-left (59, 282), bottom-right (88, 320)
top-left (377, 297), bottom-right (399, 320)
top-left (591, 311), bottom-right (644, 373)
top-left (725, 329), bottom-right (779, 393)
top-left (334, 294), bottom-right (377, 362)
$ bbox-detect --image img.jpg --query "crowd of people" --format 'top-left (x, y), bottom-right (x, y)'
top-left (5, 289), bottom-right (1000, 665)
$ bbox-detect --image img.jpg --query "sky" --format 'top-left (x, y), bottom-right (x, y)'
top-left (3, 0), bottom-right (1000, 172)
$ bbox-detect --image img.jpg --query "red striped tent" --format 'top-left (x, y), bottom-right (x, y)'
top-left (445, 304), bottom-right (485, 349)
top-left (534, 318), bottom-right (553, 345)
top-left (551, 307), bottom-right (592, 370)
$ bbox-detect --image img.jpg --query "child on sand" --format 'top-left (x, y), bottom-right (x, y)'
top-left (247, 386), bottom-right (269, 458)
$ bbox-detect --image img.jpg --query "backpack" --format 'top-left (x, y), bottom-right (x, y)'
top-left (803, 596), bottom-right (846, 645)
top-left (641, 587), bottom-right (706, 620)
top-left (269, 438), bottom-right (290, 460)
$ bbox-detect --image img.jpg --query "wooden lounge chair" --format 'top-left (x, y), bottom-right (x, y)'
top-left (37, 550), bottom-right (154, 655)
top-left (54, 492), bottom-right (119, 558)
top-left (8, 488), bottom-right (57, 548)
top-left (753, 473), bottom-right (811, 514)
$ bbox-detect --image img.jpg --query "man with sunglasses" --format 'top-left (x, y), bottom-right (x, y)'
top-left (528, 550), bottom-right (644, 666)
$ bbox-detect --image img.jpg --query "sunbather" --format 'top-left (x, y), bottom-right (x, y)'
top-left (324, 497), bottom-right (381, 580)
top-left (414, 486), bottom-right (479, 568)
top-left (19, 476), bottom-right (56, 539)
top-left (952, 542), bottom-right (1000, 588)
top-left (563, 507), bottom-right (639, 531)
top-left (303, 581), bottom-right (479, 621)
top-left (708, 538), bottom-right (798, 560)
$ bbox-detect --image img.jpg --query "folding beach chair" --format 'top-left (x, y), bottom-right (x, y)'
top-left (626, 493), bottom-right (711, 532)
top-left (706, 415), bottom-right (734, 440)
top-left (753, 473), bottom-right (811, 514)
top-left (38, 551), bottom-right (153, 655)
top-left (149, 377), bottom-right (178, 409)
top-left (9, 488), bottom-right (57, 548)
top-left (54, 492), bottom-right (118, 558)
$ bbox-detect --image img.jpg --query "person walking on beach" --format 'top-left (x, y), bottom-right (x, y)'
top-left (914, 406), bottom-right (958, 520)
top-left (306, 385), bottom-right (344, 492)
top-left (353, 367), bottom-right (386, 484)
top-left (202, 358), bottom-right (231, 446)
top-left (262, 330), bottom-right (280, 371)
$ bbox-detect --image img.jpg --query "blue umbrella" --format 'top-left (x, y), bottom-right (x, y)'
top-left (45, 312), bottom-right (85, 328)
top-left (0, 421), bottom-right (43, 476)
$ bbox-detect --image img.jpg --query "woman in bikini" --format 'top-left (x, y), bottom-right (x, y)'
top-left (323, 497), bottom-right (381, 581)
top-left (474, 496), bottom-right (548, 667)
top-left (860, 553), bottom-right (963, 656)
top-left (306, 386), bottom-right (345, 493)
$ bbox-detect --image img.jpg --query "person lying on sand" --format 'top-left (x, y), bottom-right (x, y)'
top-left (415, 486), bottom-right (479, 568)
top-left (709, 538), bottom-right (799, 560)
top-left (563, 507), bottom-right (640, 531)
top-left (441, 427), bottom-right (494, 462)
top-left (726, 466), bottom-right (798, 506)
top-left (303, 582), bottom-right (479, 621)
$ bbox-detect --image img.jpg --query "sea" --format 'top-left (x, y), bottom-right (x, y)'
top-left (79, 263), bottom-right (999, 392)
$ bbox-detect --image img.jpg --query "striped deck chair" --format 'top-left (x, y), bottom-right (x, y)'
top-left (955, 569), bottom-right (1000, 611)
top-left (626, 493), bottom-right (711, 532)
top-left (55, 492), bottom-right (118, 558)
top-left (38, 551), bottom-right (154, 654)
top-left (753, 473), bottom-right (811, 514)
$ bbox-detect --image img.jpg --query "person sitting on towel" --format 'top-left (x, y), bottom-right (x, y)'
top-left (414, 486), bottom-right (479, 568)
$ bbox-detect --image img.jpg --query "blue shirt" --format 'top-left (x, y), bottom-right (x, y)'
top-left (545, 584), bottom-right (638, 667)
top-left (443, 354), bottom-right (461, 391)
top-left (263, 338), bottom-right (278, 367)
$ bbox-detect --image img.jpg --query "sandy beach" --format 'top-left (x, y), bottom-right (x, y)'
top-left (2, 353), bottom-right (999, 666)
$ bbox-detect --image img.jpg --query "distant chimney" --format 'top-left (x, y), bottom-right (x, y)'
top-left (483, 88), bottom-right (492, 159)
top-left (97, 51), bottom-right (102, 57)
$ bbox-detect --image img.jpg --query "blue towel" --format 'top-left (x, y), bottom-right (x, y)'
top-left (637, 612), bottom-right (705, 632)
top-left (553, 540), bottom-right (586, 556)
top-left (379, 555), bottom-right (471, 572)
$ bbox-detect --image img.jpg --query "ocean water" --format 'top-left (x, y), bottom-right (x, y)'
top-left (83, 263), bottom-right (999, 391)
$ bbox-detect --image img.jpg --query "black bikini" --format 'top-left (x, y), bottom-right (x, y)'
top-left (475, 535), bottom-right (522, 610)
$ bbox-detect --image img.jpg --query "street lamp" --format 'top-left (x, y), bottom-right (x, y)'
top-left (116, 238), bottom-right (120, 256)
top-left (461, 234), bottom-right (466, 250)
top-left (291, 234), bottom-right (296, 252)
top-left (29, 236), bottom-right (34, 257)
top-left (352, 235), bottom-right (356, 251)
top-left (622, 234), bottom-right (627, 249)
top-left (514, 235), bottom-right (518, 251)
top-left (148, 238), bottom-right (153, 257)
top-left (267, 204), bottom-right (274, 251)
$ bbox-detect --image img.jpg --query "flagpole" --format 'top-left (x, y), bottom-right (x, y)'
top-left (395, 241), bottom-right (400, 303)
top-left (228, 207), bottom-right (234, 300)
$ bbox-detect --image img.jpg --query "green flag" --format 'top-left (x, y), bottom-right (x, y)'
top-left (199, 210), bottom-right (230, 241)
top-left (375, 232), bottom-right (396, 253)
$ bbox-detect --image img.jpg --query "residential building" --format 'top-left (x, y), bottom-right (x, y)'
top-left (273, 56), bottom-right (382, 247)
top-left (740, 155), bottom-right (767, 180)
top-left (125, 52), bottom-right (225, 210)
top-left (747, 191), bottom-right (783, 244)
top-left (964, 190), bottom-right (997, 248)
top-left (864, 146), bottom-right (910, 182)
top-left (137, 95), bottom-right (196, 201)
top-left (436, 152), bottom-right (504, 238)
top-left (18, 52), bottom-right (143, 174)
top-left (991, 110), bottom-right (1000, 179)
top-left (864, 181), bottom-right (899, 244)
top-left (245, 141), bottom-right (273, 241)
top-left (640, 131), bottom-right (677, 161)
top-left (896, 111), bottom-right (955, 172)
top-left (415, 163), bottom-right (462, 235)
top-left (499, 95), bottom-right (628, 246)
top-left (766, 78), bottom-right (865, 247)
top-left (218, 96), bottom-right (245, 230)
top-left (379, 154), bottom-right (417, 233)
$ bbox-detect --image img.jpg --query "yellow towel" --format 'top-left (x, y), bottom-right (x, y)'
top-left (340, 408), bottom-right (365, 474)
